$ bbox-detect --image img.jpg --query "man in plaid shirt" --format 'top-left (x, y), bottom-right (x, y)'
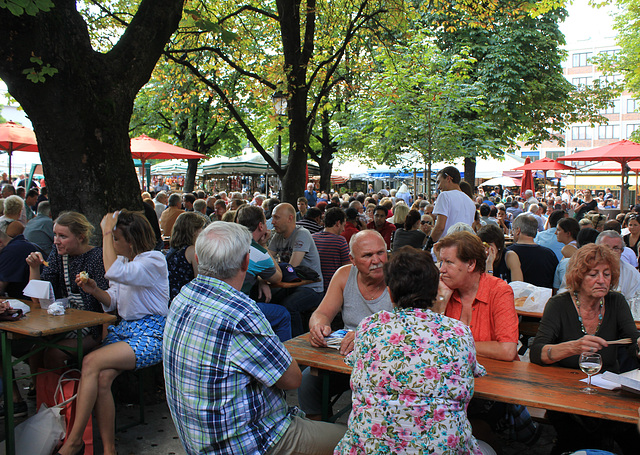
top-left (163, 222), bottom-right (344, 454)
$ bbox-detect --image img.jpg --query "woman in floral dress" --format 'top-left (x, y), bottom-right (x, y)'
top-left (334, 246), bottom-right (493, 454)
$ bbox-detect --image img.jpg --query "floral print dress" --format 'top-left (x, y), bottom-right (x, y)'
top-left (334, 308), bottom-right (486, 455)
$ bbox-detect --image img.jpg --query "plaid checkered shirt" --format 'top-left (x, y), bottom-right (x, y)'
top-left (163, 275), bottom-right (293, 454)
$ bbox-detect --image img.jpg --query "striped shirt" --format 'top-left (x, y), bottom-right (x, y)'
top-left (163, 275), bottom-right (293, 454)
top-left (312, 230), bottom-right (350, 293)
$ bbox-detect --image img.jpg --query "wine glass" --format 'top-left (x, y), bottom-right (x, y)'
top-left (579, 352), bottom-right (602, 394)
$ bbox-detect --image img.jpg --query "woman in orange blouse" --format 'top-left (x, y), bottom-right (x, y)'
top-left (434, 231), bottom-right (519, 361)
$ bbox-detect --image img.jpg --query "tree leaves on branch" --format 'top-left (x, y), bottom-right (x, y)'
top-left (0, 0), bottom-right (53, 16)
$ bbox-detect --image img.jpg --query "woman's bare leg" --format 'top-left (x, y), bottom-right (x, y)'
top-left (56, 342), bottom-right (135, 455)
top-left (43, 335), bottom-right (102, 370)
top-left (94, 368), bottom-right (122, 455)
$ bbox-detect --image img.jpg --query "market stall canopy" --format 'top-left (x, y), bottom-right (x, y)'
top-left (557, 139), bottom-right (640, 208)
top-left (130, 134), bottom-right (206, 162)
top-left (0, 121), bottom-right (39, 180)
top-left (201, 152), bottom-right (319, 175)
top-left (150, 159), bottom-right (202, 176)
top-left (513, 157), bottom-right (576, 172)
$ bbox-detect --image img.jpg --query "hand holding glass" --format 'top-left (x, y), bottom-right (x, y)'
top-left (579, 352), bottom-right (602, 394)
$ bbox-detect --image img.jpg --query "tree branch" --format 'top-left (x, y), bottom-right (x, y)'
top-left (165, 54), bottom-right (282, 173)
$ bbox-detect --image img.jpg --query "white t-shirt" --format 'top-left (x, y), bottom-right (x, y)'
top-left (104, 250), bottom-right (169, 320)
top-left (433, 190), bottom-right (476, 235)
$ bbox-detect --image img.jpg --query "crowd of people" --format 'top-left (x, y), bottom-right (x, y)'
top-left (2, 170), bottom-right (640, 454)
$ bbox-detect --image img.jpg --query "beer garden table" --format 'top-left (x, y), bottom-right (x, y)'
top-left (0, 300), bottom-right (116, 455)
top-left (285, 333), bottom-right (640, 424)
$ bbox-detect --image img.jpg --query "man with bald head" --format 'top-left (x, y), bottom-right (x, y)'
top-left (268, 203), bottom-right (324, 337)
top-left (300, 230), bottom-right (392, 418)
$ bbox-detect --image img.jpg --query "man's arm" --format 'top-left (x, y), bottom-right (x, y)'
top-left (505, 250), bottom-right (523, 281)
top-left (274, 358), bottom-right (302, 390)
top-left (430, 214), bottom-right (447, 242)
top-left (265, 252), bottom-right (282, 284)
top-left (308, 266), bottom-right (350, 347)
top-left (289, 251), bottom-right (305, 267)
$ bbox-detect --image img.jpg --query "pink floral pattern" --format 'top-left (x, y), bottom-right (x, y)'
top-left (334, 308), bottom-right (486, 454)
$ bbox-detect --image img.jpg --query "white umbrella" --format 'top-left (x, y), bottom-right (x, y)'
top-left (478, 176), bottom-right (520, 187)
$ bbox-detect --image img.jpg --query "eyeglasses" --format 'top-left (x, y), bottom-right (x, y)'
top-left (421, 220), bottom-right (432, 225)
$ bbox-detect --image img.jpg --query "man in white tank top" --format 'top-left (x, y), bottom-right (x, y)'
top-left (299, 230), bottom-right (393, 419)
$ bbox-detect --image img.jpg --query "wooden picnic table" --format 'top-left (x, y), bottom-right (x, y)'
top-left (0, 300), bottom-right (116, 455)
top-left (285, 333), bottom-right (640, 424)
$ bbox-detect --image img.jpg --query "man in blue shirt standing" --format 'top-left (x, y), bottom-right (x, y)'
top-left (304, 182), bottom-right (317, 207)
top-left (163, 222), bottom-right (344, 455)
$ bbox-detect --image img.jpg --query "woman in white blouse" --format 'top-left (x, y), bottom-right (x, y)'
top-left (57, 210), bottom-right (169, 455)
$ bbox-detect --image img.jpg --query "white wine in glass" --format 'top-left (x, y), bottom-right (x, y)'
top-left (579, 352), bottom-right (602, 394)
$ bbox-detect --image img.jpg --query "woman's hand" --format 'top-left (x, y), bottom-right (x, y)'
top-left (339, 331), bottom-right (356, 356)
top-left (485, 243), bottom-right (497, 271)
top-left (433, 279), bottom-right (454, 313)
top-left (0, 300), bottom-right (11, 312)
top-left (100, 211), bottom-right (119, 236)
top-left (26, 251), bottom-right (45, 269)
top-left (574, 335), bottom-right (608, 354)
top-left (76, 274), bottom-right (97, 295)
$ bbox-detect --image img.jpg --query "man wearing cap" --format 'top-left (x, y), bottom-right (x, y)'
top-left (268, 203), bottom-right (324, 337)
top-left (430, 166), bottom-right (476, 243)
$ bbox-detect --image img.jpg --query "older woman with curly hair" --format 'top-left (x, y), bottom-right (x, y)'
top-left (531, 243), bottom-right (640, 454)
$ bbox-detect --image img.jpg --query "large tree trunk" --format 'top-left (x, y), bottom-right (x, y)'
top-left (0, 0), bottom-right (184, 238)
top-left (464, 156), bottom-right (476, 192)
top-left (184, 159), bottom-right (199, 193)
top-left (277, 0), bottom-right (313, 204)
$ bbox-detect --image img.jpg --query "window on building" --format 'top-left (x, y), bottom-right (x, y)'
top-left (572, 126), bottom-right (592, 140)
top-left (572, 77), bottom-right (591, 86)
top-left (627, 124), bottom-right (640, 138)
top-left (572, 52), bottom-right (593, 67)
top-left (546, 151), bottom-right (565, 160)
top-left (628, 99), bottom-right (638, 114)
top-left (599, 74), bottom-right (622, 84)
top-left (521, 151), bottom-right (539, 161)
top-left (600, 99), bottom-right (621, 115)
top-left (599, 49), bottom-right (620, 57)
top-left (598, 125), bottom-right (621, 139)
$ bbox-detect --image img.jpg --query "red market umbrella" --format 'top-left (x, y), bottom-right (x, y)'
top-left (0, 121), bottom-right (39, 181)
top-left (583, 161), bottom-right (640, 204)
top-left (557, 140), bottom-right (640, 209)
top-left (130, 134), bottom-right (205, 189)
top-left (520, 157), bottom-right (535, 198)
top-left (514, 157), bottom-right (576, 194)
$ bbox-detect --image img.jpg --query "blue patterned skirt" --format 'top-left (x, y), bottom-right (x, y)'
top-left (103, 314), bottom-right (166, 369)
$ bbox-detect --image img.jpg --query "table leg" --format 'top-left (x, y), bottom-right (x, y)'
top-left (76, 329), bottom-right (83, 367)
top-left (2, 331), bottom-right (15, 455)
top-left (321, 370), bottom-right (330, 421)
